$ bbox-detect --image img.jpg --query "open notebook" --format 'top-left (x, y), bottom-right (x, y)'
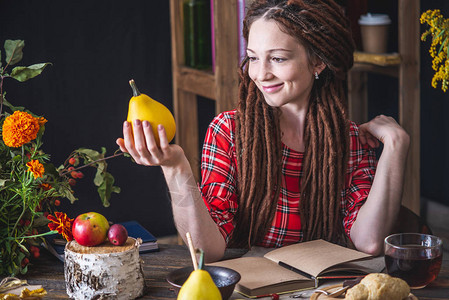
top-left (210, 239), bottom-right (385, 297)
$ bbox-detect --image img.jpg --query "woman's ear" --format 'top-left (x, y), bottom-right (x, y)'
top-left (314, 61), bottom-right (326, 76)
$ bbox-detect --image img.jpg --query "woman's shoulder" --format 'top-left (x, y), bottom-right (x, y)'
top-left (348, 120), bottom-right (360, 136)
top-left (348, 120), bottom-right (366, 150)
top-left (209, 110), bottom-right (237, 131)
top-left (206, 110), bottom-right (237, 141)
top-left (212, 110), bottom-right (237, 122)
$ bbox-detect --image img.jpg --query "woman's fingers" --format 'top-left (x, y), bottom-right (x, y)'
top-left (359, 123), bottom-right (380, 148)
top-left (123, 121), bottom-right (137, 156)
top-left (142, 121), bottom-right (164, 161)
top-left (116, 138), bottom-right (128, 153)
top-left (119, 120), bottom-right (174, 166)
top-left (158, 124), bottom-right (170, 151)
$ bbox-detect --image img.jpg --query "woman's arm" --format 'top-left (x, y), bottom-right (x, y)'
top-left (350, 115), bottom-right (410, 255)
top-left (116, 120), bottom-right (226, 262)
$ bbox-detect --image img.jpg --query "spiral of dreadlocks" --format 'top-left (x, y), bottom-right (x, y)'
top-left (231, 0), bottom-right (355, 248)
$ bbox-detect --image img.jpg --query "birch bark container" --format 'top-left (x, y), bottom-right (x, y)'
top-left (64, 237), bottom-right (145, 299)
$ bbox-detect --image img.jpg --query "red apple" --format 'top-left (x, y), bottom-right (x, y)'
top-left (72, 212), bottom-right (110, 246)
top-left (108, 224), bottom-right (128, 246)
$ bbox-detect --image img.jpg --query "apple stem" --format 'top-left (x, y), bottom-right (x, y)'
top-left (129, 79), bottom-right (141, 97)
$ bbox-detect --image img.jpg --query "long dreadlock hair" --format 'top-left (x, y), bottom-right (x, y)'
top-left (230, 0), bottom-right (355, 248)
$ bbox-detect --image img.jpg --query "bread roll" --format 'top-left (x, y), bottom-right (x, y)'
top-left (345, 273), bottom-right (410, 300)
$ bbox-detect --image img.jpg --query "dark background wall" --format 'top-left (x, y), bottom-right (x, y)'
top-left (0, 0), bottom-right (448, 238)
top-left (0, 0), bottom-right (177, 237)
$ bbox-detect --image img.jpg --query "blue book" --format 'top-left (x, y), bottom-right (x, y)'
top-left (118, 221), bottom-right (159, 253)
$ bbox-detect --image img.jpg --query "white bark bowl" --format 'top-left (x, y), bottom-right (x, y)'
top-left (64, 237), bottom-right (145, 299)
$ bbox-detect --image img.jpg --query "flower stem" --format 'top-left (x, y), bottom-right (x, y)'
top-left (8, 230), bottom-right (58, 241)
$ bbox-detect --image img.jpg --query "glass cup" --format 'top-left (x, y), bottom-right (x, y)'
top-left (384, 233), bottom-right (443, 289)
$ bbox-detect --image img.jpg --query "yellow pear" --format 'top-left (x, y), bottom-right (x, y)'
top-left (127, 79), bottom-right (176, 145)
top-left (177, 269), bottom-right (222, 300)
top-left (177, 250), bottom-right (222, 300)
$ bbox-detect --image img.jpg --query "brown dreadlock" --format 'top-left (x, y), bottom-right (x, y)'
top-left (230, 0), bottom-right (355, 248)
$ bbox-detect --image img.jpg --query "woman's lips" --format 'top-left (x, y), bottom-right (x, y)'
top-left (262, 83), bottom-right (283, 93)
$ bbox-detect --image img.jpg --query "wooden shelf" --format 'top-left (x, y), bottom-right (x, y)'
top-left (175, 67), bottom-right (215, 99)
top-left (169, 0), bottom-right (239, 179)
top-left (352, 63), bottom-right (399, 77)
top-left (348, 0), bottom-right (421, 214)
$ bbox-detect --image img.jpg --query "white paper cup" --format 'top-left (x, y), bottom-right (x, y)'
top-left (358, 13), bottom-right (391, 53)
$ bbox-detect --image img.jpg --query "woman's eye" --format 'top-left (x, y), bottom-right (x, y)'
top-left (248, 56), bottom-right (258, 62)
top-left (272, 57), bottom-right (286, 63)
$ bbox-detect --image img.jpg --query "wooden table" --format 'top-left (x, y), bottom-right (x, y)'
top-left (10, 244), bottom-right (449, 299)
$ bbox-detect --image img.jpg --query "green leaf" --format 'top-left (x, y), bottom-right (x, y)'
top-left (10, 63), bottom-right (52, 82)
top-left (43, 162), bottom-right (59, 178)
top-left (17, 242), bottom-right (28, 254)
top-left (76, 148), bottom-right (102, 161)
top-left (438, 36), bottom-right (448, 55)
top-left (4, 40), bottom-right (25, 66)
top-left (20, 265), bottom-right (28, 274)
top-left (96, 172), bottom-right (120, 207)
top-left (33, 215), bottom-right (50, 227)
top-left (93, 168), bottom-right (104, 186)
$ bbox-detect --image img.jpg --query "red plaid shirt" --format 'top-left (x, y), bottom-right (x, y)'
top-left (201, 110), bottom-right (377, 248)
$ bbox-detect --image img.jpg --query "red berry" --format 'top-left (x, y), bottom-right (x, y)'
top-left (21, 258), bottom-right (29, 267)
top-left (76, 172), bottom-right (84, 179)
top-left (69, 157), bottom-right (76, 165)
top-left (70, 171), bottom-right (78, 178)
top-left (68, 166), bottom-right (75, 171)
top-left (24, 220), bottom-right (31, 226)
top-left (69, 178), bottom-right (76, 186)
top-left (54, 199), bottom-right (61, 206)
top-left (31, 247), bottom-right (40, 258)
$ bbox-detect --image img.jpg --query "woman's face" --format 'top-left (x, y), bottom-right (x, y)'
top-left (247, 18), bottom-right (320, 109)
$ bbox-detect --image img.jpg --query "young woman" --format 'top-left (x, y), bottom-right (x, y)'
top-left (116, 0), bottom-right (410, 262)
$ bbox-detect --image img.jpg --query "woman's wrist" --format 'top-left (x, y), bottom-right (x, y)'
top-left (382, 128), bottom-right (410, 152)
top-left (161, 155), bottom-right (192, 178)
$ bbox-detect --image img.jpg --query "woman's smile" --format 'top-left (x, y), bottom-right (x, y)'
top-left (262, 83), bottom-right (284, 93)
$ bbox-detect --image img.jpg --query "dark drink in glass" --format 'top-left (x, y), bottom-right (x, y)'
top-left (385, 233), bottom-right (443, 289)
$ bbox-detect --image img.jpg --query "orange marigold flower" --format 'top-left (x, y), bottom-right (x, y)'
top-left (40, 183), bottom-right (52, 191)
top-left (47, 212), bottom-right (74, 241)
top-left (2, 111), bottom-right (47, 148)
top-left (26, 159), bottom-right (45, 179)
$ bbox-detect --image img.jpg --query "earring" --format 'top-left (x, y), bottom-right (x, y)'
top-left (315, 72), bottom-right (319, 80)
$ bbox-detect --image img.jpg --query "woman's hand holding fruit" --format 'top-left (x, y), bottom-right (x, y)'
top-left (116, 120), bottom-right (186, 168)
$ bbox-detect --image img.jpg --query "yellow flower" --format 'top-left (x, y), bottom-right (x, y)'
top-left (2, 111), bottom-right (47, 147)
top-left (26, 159), bottom-right (45, 179)
top-left (421, 9), bottom-right (449, 92)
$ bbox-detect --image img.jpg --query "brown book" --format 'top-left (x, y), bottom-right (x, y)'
top-left (209, 239), bottom-right (385, 298)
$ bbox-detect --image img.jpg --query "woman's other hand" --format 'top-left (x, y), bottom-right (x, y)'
top-left (351, 115), bottom-right (410, 255)
top-left (116, 119), bottom-right (185, 167)
top-left (358, 115), bottom-right (410, 150)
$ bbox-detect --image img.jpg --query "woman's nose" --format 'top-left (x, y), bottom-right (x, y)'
top-left (256, 61), bottom-right (273, 81)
